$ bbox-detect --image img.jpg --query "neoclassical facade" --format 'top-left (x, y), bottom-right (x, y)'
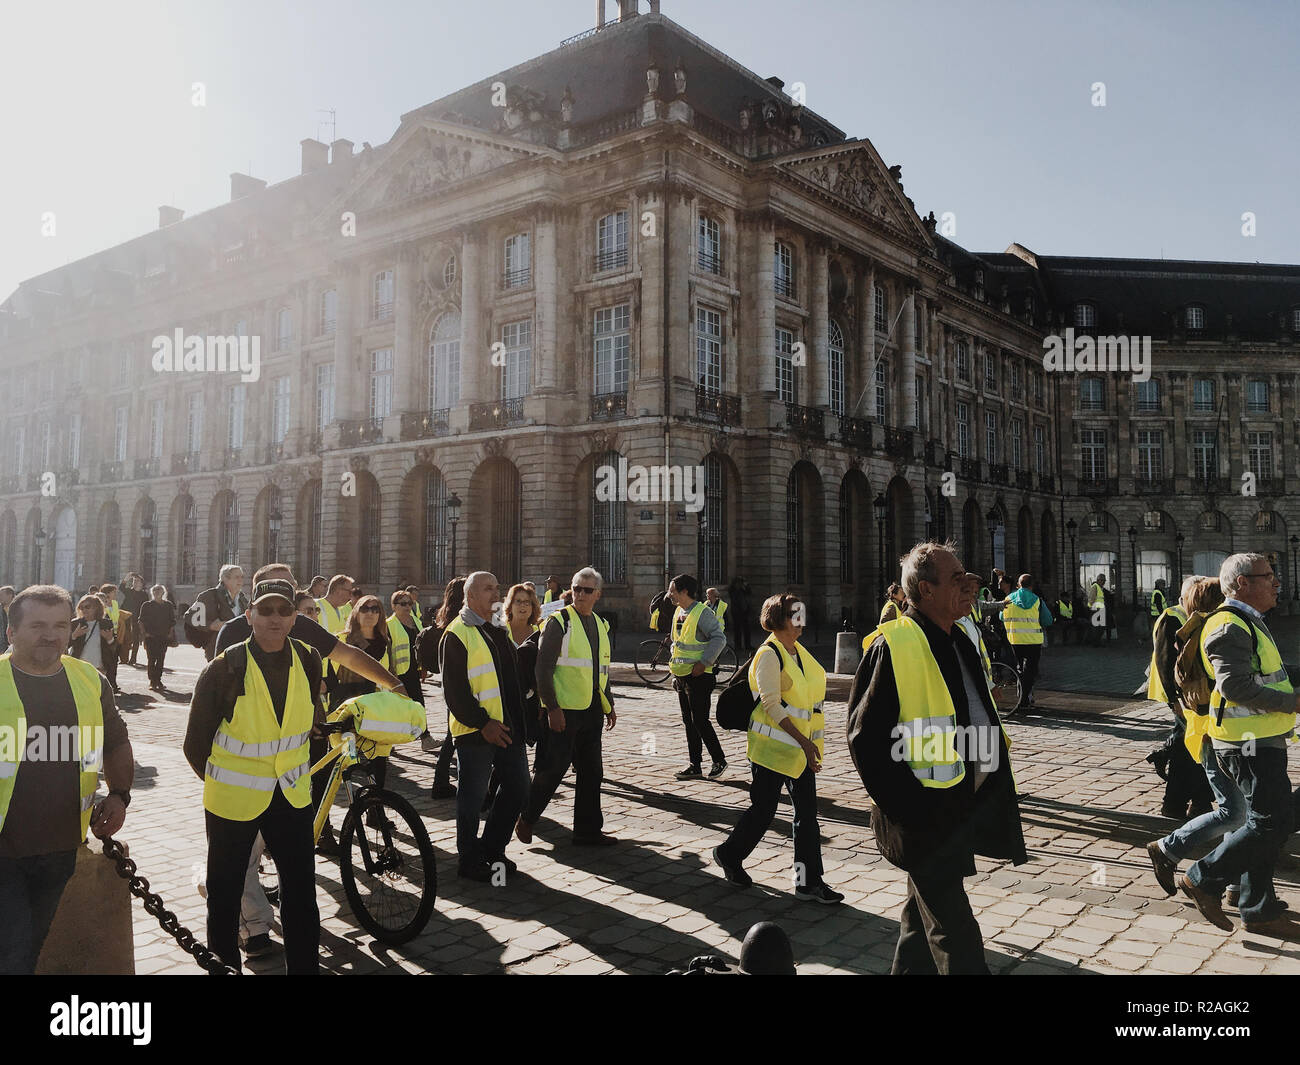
top-left (0, 5), bottom-right (1293, 627)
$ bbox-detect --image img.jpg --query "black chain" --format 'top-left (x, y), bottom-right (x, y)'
top-left (101, 837), bottom-right (239, 976)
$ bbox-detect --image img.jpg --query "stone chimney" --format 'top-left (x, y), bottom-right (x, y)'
top-left (330, 139), bottom-right (354, 164)
top-left (300, 138), bottom-right (329, 174)
top-left (158, 205), bottom-right (184, 228)
top-left (229, 173), bottom-right (267, 201)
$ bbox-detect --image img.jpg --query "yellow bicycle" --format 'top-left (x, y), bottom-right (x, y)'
top-left (312, 710), bottom-right (436, 945)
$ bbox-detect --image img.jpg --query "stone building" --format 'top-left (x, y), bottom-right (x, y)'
top-left (0, 2), bottom-right (1293, 628)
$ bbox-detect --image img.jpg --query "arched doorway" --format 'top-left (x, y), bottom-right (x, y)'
top-left (53, 506), bottom-right (77, 591)
top-left (839, 468), bottom-right (872, 627)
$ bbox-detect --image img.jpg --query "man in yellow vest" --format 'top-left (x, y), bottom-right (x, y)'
top-left (404, 586), bottom-right (424, 630)
top-left (0, 585), bottom-right (134, 974)
top-left (1145, 578), bottom-right (1168, 646)
top-left (315, 574), bottom-right (353, 634)
top-left (668, 573), bottom-right (728, 780)
top-left (847, 541), bottom-right (1025, 974)
top-left (183, 577), bottom-right (325, 973)
top-left (1003, 574), bottom-right (1053, 713)
top-left (1177, 554), bottom-right (1300, 936)
top-left (704, 587), bottom-right (728, 635)
top-left (516, 566), bottom-right (617, 848)
top-left (440, 571), bottom-right (530, 881)
top-left (387, 590), bottom-right (424, 703)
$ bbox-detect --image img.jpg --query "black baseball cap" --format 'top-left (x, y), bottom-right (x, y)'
top-left (251, 579), bottom-right (296, 607)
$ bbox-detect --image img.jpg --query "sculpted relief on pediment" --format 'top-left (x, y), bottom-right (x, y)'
top-left (787, 152), bottom-right (901, 224)
top-left (365, 136), bottom-right (518, 209)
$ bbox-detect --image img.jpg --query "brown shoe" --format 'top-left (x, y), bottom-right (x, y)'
top-left (1243, 914), bottom-right (1300, 939)
top-left (573, 832), bottom-right (618, 846)
top-left (1146, 841), bottom-right (1178, 896)
top-left (1178, 874), bottom-right (1234, 931)
top-left (514, 816), bottom-right (534, 844)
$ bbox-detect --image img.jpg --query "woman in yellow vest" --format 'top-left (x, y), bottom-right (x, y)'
top-left (387, 589), bottom-right (424, 704)
top-left (543, 576), bottom-right (561, 605)
top-left (879, 583), bottom-right (907, 625)
top-left (326, 594), bottom-right (394, 797)
top-left (713, 593), bottom-right (844, 904)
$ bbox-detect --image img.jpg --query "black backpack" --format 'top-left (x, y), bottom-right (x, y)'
top-left (648, 591), bottom-right (673, 634)
top-left (715, 652), bottom-right (758, 731)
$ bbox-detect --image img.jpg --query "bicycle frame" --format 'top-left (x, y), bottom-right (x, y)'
top-left (309, 732), bottom-right (388, 875)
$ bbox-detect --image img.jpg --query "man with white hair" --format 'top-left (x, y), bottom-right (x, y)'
top-left (194, 564), bottom-right (248, 661)
top-left (847, 541), bottom-right (1025, 974)
top-left (516, 567), bottom-right (617, 847)
top-left (1178, 553), bottom-right (1300, 936)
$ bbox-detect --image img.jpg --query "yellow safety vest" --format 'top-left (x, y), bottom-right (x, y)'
top-left (1149, 589), bottom-right (1167, 617)
top-left (386, 615), bottom-right (413, 675)
top-left (545, 605), bottom-right (612, 714)
top-left (955, 615), bottom-right (994, 691)
top-left (708, 600), bottom-right (727, 632)
top-left (1089, 582), bottom-right (1104, 608)
top-left (670, 602), bottom-right (713, 676)
top-left (0, 654), bottom-right (105, 840)
top-left (544, 590), bottom-right (555, 604)
top-left (969, 601), bottom-right (982, 624)
top-left (105, 601), bottom-right (121, 628)
top-left (410, 602), bottom-right (423, 629)
top-left (1147, 605), bottom-right (1189, 705)
top-left (203, 638), bottom-right (315, 820)
top-left (316, 598), bottom-right (348, 634)
top-left (341, 602), bottom-right (353, 626)
top-left (1057, 600), bottom-right (1074, 619)
top-left (746, 636), bottom-right (826, 778)
top-left (863, 618), bottom-right (966, 789)
top-left (1003, 599), bottom-right (1044, 645)
top-left (443, 618), bottom-right (504, 738)
top-left (1201, 610), bottom-right (1295, 744)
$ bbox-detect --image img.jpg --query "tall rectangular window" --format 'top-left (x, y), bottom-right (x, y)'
top-left (596, 211), bottom-right (628, 271)
top-left (1247, 379), bottom-right (1269, 412)
top-left (370, 349), bottom-right (394, 421)
top-left (985, 411), bottom-right (998, 462)
top-left (186, 394), bottom-right (203, 454)
top-left (67, 413), bottom-right (80, 469)
top-left (874, 284), bottom-right (887, 333)
top-left (272, 377), bottom-right (291, 443)
top-left (11, 426), bottom-right (23, 475)
top-left (874, 360), bottom-right (888, 423)
top-left (1137, 429), bottom-right (1163, 479)
top-left (226, 385), bottom-right (244, 449)
top-left (115, 351), bottom-right (129, 390)
top-left (956, 339), bottom-right (970, 383)
top-left (372, 269), bottom-right (394, 321)
top-left (1033, 424), bottom-right (1046, 473)
top-left (593, 304), bottom-right (630, 395)
top-left (319, 289), bottom-right (337, 336)
top-left (501, 320), bottom-right (532, 400)
top-left (696, 308), bottom-right (722, 392)
top-left (1192, 429), bottom-right (1216, 481)
top-left (275, 308), bottom-right (292, 350)
top-left (774, 242), bottom-right (795, 299)
top-left (1081, 429), bottom-right (1107, 480)
top-left (40, 421), bottom-right (52, 469)
top-left (1080, 378), bottom-right (1105, 411)
top-left (1136, 379), bottom-right (1160, 412)
top-left (984, 351), bottom-right (997, 392)
top-left (429, 317), bottom-right (460, 411)
top-left (149, 398), bottom-right (164, 459)
top-left (504, 233), bottom-right (531, 288)
top-left (315, 364), bottom-right (334, 431)
top-left (1248, 431), bottom-right (1273, 477)
top-left (914, 373), bottom-right (925, 432)
top-left (956, 403), bottom-right (971, 459)
top-left (1035, 371), bottom-right (1044, 405)
top-left (697, 216), bottom-right (721, 273)
top-left (114, 406), bottom-right (128, 462)
top-left (1193, 378), bottom-right (1216, 411)
top-left (775, 327), bottom-right (796, 403)
top-left (1011, 419), bottom-right (1023, 469)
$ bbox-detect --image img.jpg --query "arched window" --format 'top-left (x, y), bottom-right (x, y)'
top-left (484, 460), bottom-right (522, 581)
top-left (697, 455), bottom-right (725, 585)
top-left (218, 495), bottom-right (239, 566)
top-left (423, 469), bottom-right (449, 586)
top-left (590, 450), bottom-right (627, 584)
top-left (179, 497), bottom-right (198, 584)
top-left (429, 312), bottom-right (461, 411)
top-left (443, 253), bottom-right (457, 290)
top-left (786, 468), bottom-right (803, 584)
top-left (103, 503), bottom-right (121, 581)
top-left (829, 320), bottom-right (845, 417)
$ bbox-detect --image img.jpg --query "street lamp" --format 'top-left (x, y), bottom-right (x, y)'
top-left (447, 491), bottom-right (463, 577)
top-left (872, 493), bottom-right (887, 610)
top-left (1290, 535), bottom-right (1299, 601)
top-left (985, 505), bottom-right (999, 579)
top-left (268, 508), bottom-right (282, 563)
top-left (1066, 517), bottom-right (1078, 594)
top-left (1175, 532), bottom-right (1185, 595)
top-left (1127, 525), bottom-right (1138, 613)
top-left (34, 526), bottom-right (46, 584)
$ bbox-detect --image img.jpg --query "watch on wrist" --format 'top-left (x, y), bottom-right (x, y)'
top-left (109, 789), bottom-right (131, 808)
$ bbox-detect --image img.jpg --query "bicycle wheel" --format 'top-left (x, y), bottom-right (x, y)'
top-left (713, 644), bottom-right (738, 682)
top-left (339, 789), bottom-right (437, 946)
top-left (635, 638), bottom-right (672, 686)
top-left (989, 662), bottom-right (1022, 715)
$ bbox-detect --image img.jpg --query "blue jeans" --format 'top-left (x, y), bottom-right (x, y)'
top-left (1160, 744), bottom-right (1248, 861)
top-left (1188, 746), bottom-right (1294, 922)
top-left (455, 739), bottom-right (529, 870)
top-left (0, 849), bottom-right (78, 974)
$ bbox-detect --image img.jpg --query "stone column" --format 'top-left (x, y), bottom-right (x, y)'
top-left (859, 262), bottom-right (876, 418)
top-left (900, 288), bottom-right (917, 428)
top-left (635, 193), bottom-right (665, 413)
top-left (459, 230), bottom-right (486, 409)
top-left (750, 213), bottom-right (775, 395)
top-left (665, 188), bottom-right (692, 391)
top-left (534, 211), bottom-right (558, 393)
top-left (809, 240), bottom-right (829, 410)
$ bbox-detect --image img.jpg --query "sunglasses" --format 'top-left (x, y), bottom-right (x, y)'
top-left (256, 603), bottom-right (296, 617)
top-left (359, 604), bottom-right (382, 613)
top-left (572, 586), bottom-right (596, 596)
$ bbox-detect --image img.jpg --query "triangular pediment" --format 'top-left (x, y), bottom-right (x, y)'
top-left (774, 144), bottom-right (936, 248)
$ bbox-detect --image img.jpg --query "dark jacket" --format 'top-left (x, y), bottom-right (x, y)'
top-left (847, 606), bottom-right (1026, 875)
top-left (1152, 609), bottom-right (1182, 711)
top-left (139, 598), bottom-right (177, 640)
top-left (70, 617), bottom-right (116, 658)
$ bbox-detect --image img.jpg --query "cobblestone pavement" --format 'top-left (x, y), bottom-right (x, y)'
top-left (113, 645), bottom-right (1300, 975)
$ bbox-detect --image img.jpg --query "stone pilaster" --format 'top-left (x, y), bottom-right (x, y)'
top-left (809, 239), bottom-right (829, 410)
top-left (900, 288), bottom-right (917, 428)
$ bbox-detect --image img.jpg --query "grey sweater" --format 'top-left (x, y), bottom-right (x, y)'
top-left (1203, 605), bottom-right (1294, 749)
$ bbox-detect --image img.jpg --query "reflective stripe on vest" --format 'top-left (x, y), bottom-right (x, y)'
top-left (444, 619), bottom-right (505, 737)
top-left (1200, 610), bottom-right (1296, 743)
top-left (0, 654), bottom-right (105, 839)
top-left (386, 615), bottom-right (412, 675)
top-left (203, 638), bottom-right (315, 820)
top-left (1003, 600), bottom-right (1043, 645)
top-left (547, 606), bottom-right (612, 713)
top-left (746, 637), bottom-right (827, 777)
top-left (670, 602), bottom-right (713, 676)
top-left (106, 601), bottom-right (121, 628)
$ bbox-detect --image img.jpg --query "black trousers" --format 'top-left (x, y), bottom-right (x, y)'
top-left (720, 761), bottom-right (824, 886)
top-left (733, 611), bottom-right (755, 652)
top-left (206, 788), bottom-right (319, 974)
top-left (1012, 645), bottom-right (1041, 704)
top-left (675, 672), bottom-right (724, 766)
top-left (523, 704), bottom-right (605, 836)
top-left (893, 864), bottom-right (990, 975)
top-left (433, 729), bottom-right (455, 788)
top-left (144, 635), bottom-right (169, 686)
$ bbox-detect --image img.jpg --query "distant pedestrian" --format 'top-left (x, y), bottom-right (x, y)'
top-left (194, 565), bottom-right (248, 661)
top-left (728, 575), bottom-right (754, 652)
top-left (879, 583), bottom-right (907, 625)
top-left (669, 574), bottom-right (728, 781)
top-left (1003, 574), bottom-right (1053, 713)
top-left (543, 576), bottom-right (562, 605)
top-left (704, 587), bottom-right (728, 638)
top-left (314, 574), bottom-right (353, 634)
top-left (138, 584), bottom-right (177, 692)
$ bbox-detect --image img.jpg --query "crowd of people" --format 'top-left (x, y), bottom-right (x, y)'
top-left (5, 539), bottom-right (1299, 976)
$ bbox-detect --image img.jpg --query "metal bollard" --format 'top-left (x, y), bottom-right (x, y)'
top-left (834, 631), bottom-right (861, 675)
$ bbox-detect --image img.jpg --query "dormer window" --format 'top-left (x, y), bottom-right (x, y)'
top-left (1074, 303), bottom-right (1096, 329)
top-left (1186, 305), bottom-right (1205, 331)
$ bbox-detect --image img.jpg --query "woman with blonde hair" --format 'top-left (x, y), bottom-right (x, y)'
top-left (713, 593), bottom-right (843, 904)
top-left (70, 594), bottom-right (116, 680)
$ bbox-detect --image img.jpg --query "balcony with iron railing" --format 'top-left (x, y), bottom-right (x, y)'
top-left (774, 274), bottom-right (797, 300)
top-left (261, 442), bottom-right (287, 466)
top-left (171, 452), bottom-right (200, 476)
top-left (0, 475), bottom-right (19, 495)
top-left (960, 457), bottom-right (981, 481)
top-left (1135, 475), bottom-right (1173, 496)
top-left (1079, 475), bottom-right (1119, 496)
top-left (469, 398), bottom-right (526, 431)
top-left (372, 300), bottom-right (394, 323)
top-left (593, 247), bottom-right (629, 273)
top-left (305, 432), bottom-right (323, 456)
top-left (224, 447), bottom-right (247, 469)
top-left (884, 427), bottom-right (913, 459)
top-left (591, 392), bottom-right (628, 421)
top-left (100, 460), bottom-right (125, 482)
top-left (695, 386), bottom-right (741, 426)
top-left (924, 439), bottom-right (948, 468)
top-left (134, 458), bottom-right (160, 480)
top-left (339, 418), bottom-right (386, 447)
top-left (1015, 469), bottom-right (1034, 490)
top-left (399, 410), bottom-right (450, 441)
top-left (837, 415), bottom-right (873, 451)
top-left (783, 402), bottom-right (824, 441)
top-left (1194, 474), bottom-right (1231, 495)
top-left (696, 252), bottom-right (724, 275)
top-left (502, 267), bottom-right (532, 289)
top-left (988, 463), bottom-right (1009, 485)
top-left (1250, 473), bottom-right (1281, 496)
top-left (1038, 473), bottom-right (1056, 493)
top-left (26, 472), bottom-right (43, 492)
top-left (57, 468), bottom-right (80, 488)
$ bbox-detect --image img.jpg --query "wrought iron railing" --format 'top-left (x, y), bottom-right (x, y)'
top-left (695, 387), bottom-right (741, 425)
top-left (171, 452), bottom-right (200, 476)
top-left (884, 427), bottom-right (913, 459)
top-left (838, 416), bottom-right (872, 451)
top-left (469, 398), bottom-right (526, 431)
top-left (784, 402), bottom-right (824, 440)
top-left (338, 418), bottom-right (386, 447)
top-left (591, 392), bottom-right (628, 420)
top-left (960, 457), bottom-right (982, 481)
top-left (100, 460), bottom-right (125, 482)
top-left (134, 458), bottom-right (160, 480)
top-left (988, 463), bottom-right (1009, 485)
top-left (399, 410), bottom-right (450, 441)
top-left (1079, 476), bottom-right (1119, 496)
top-left (502, 267), bottom-right (532, 289)
top-left (594, 248), bottom-right (629, 272)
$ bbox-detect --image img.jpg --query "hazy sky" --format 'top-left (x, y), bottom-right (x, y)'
top-left (3, 0), bottom-right (1297, 300)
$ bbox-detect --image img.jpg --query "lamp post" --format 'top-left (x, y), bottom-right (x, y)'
top-left (1290, 535), bottom-right (1299, 601)
top-left (34, 526), bottom-right (46, 584)
top-left (267, 509), bottom-right (282, 564)
top-left (1066, 517), bottom-right (1078, 595)
top-left (985, 505), bottom-right (999, 579)
top-left (1127, 525), bottom-right (1138, 616)
top-left (447, 491), bottom-right (463, 578)
top-left (140, 518), bottom-right (155, 585)
top-left (1175, 531), bottom-right (1185, 595)
top-left (872, 493), bottom-right (887, 610)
